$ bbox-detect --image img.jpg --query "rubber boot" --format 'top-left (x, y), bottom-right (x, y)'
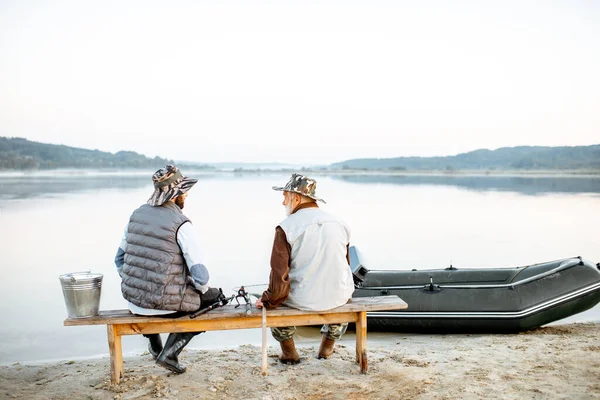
top-left (156, 332), bottom-right (198, 374)
top-left (143, 334), bottom-right (163, 360)
top-left (318, 335), bottom-right (335, 359)
top-left (279, 338), bottom-right (300, 364)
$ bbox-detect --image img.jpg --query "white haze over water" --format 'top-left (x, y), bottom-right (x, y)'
top-left (1, 1), bottom-right (599, 165)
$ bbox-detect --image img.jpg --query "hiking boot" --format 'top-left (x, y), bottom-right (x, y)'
top-left (143, 334), bottom-right (163, 360)
top-left (156, 332), bottom-right (198, 374)
top-left (318, 335), bottom-right (335, 359)
top-left (279, 338), bottom-right (300, 364)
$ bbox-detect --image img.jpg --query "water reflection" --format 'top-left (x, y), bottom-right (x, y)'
top-left (0, 171), bottom-right (219, 200)
top-left (331, 174), bottom-right (600, 195)
top-left (4, 172), bottom-right (599, 201)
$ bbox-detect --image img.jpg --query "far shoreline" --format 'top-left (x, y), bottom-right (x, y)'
top-left (1, 168), bottom-right (600, 179)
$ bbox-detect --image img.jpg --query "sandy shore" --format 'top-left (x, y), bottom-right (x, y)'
top-left (1, 323), bottom-right (599, 400)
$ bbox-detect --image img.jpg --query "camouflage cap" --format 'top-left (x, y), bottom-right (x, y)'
top-left (147, 165), bottom-right (198, 206)
top-left (272, 173), bottom-right (326, 203)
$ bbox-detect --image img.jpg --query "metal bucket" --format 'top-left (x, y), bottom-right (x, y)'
top-left (59, 272), bottom-right (103, 318)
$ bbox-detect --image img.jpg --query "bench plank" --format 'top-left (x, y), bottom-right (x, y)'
top-left (64, 296), bottom-right (407, 326)
top-left (115, 312), bottom-right (362, 336)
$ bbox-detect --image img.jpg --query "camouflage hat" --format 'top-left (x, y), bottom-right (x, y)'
top-left (272, 173), bottom-right (326, 203)
top-left (147, 165), bottom-right (198, 206)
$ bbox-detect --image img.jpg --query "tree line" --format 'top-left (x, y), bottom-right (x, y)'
top-left (330, 145), bottom-right (600, 171)
top-left (0, 137), bottom-right (211, 170)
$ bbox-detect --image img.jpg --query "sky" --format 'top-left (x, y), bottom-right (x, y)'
top-left (1, 1), bottom-right (599, 165)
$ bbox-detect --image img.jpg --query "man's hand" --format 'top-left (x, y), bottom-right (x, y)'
top-left (255, 299), bottom-right (263, 309)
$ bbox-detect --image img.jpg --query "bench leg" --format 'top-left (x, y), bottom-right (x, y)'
top-left (107, 324), bottom-right (124, 384)
top-left (355, 311), bottom-right (368, 374)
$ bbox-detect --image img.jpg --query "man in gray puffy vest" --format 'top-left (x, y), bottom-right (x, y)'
top-left (114, 164), bottom-right (222, 374)
top-left (255, 173), bottom-right (355, 364)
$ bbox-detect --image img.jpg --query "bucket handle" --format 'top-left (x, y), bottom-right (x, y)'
top-left (61, 271), bottom-right (92, 283)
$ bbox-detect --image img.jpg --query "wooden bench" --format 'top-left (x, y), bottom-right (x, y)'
top-left (64, 295), bottom-right (407, 384)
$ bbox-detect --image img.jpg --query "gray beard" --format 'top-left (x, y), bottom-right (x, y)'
top-left (285, 202), bottom-right (294, 216)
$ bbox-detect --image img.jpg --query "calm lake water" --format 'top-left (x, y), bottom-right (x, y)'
top-left (1, 171), bottom-right (600, 364)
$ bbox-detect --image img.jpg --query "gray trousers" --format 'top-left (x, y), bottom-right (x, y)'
top-left (271, 323), bottom-right (348, 342)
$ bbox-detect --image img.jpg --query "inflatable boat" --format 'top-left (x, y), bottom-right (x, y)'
top-left (350, 248), bottom-right (600, 333)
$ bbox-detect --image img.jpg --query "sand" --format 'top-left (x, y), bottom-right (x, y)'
top-left (1, 323), bottom-right (599, 400)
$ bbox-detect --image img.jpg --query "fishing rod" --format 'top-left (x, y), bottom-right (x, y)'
top-left (189, 285), bottom-right (257, 319)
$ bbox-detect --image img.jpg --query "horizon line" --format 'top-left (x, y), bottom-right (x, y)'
top-left (2, 136), bottom-right (600, 166)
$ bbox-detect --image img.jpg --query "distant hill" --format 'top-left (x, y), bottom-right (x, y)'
top-left (330, 145), bottom-right (600, 171)
top-left (0, 137), bottom-right (213, 170)
top-left (3, 137), bottom-right (599, 172)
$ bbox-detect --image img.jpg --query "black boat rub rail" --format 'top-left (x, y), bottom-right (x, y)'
top-left (367, 282), bottom-right (600, 319)
top-left (361, 258), bottom-right (584, 290)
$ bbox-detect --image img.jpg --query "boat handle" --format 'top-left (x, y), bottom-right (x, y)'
top-left (422, 276), bottom-right (442, 292)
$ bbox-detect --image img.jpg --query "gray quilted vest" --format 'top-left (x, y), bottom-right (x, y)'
top-left (121, 201), bottom-right (201, 312)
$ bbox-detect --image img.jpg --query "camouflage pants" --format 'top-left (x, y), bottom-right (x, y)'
top-left (271, 323), bottom-right (348, 342)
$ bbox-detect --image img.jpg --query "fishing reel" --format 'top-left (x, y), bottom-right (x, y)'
top-left (189, 285), bottom-right (256, 319)
top-left (233, 286), bottom-right (252, 315)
